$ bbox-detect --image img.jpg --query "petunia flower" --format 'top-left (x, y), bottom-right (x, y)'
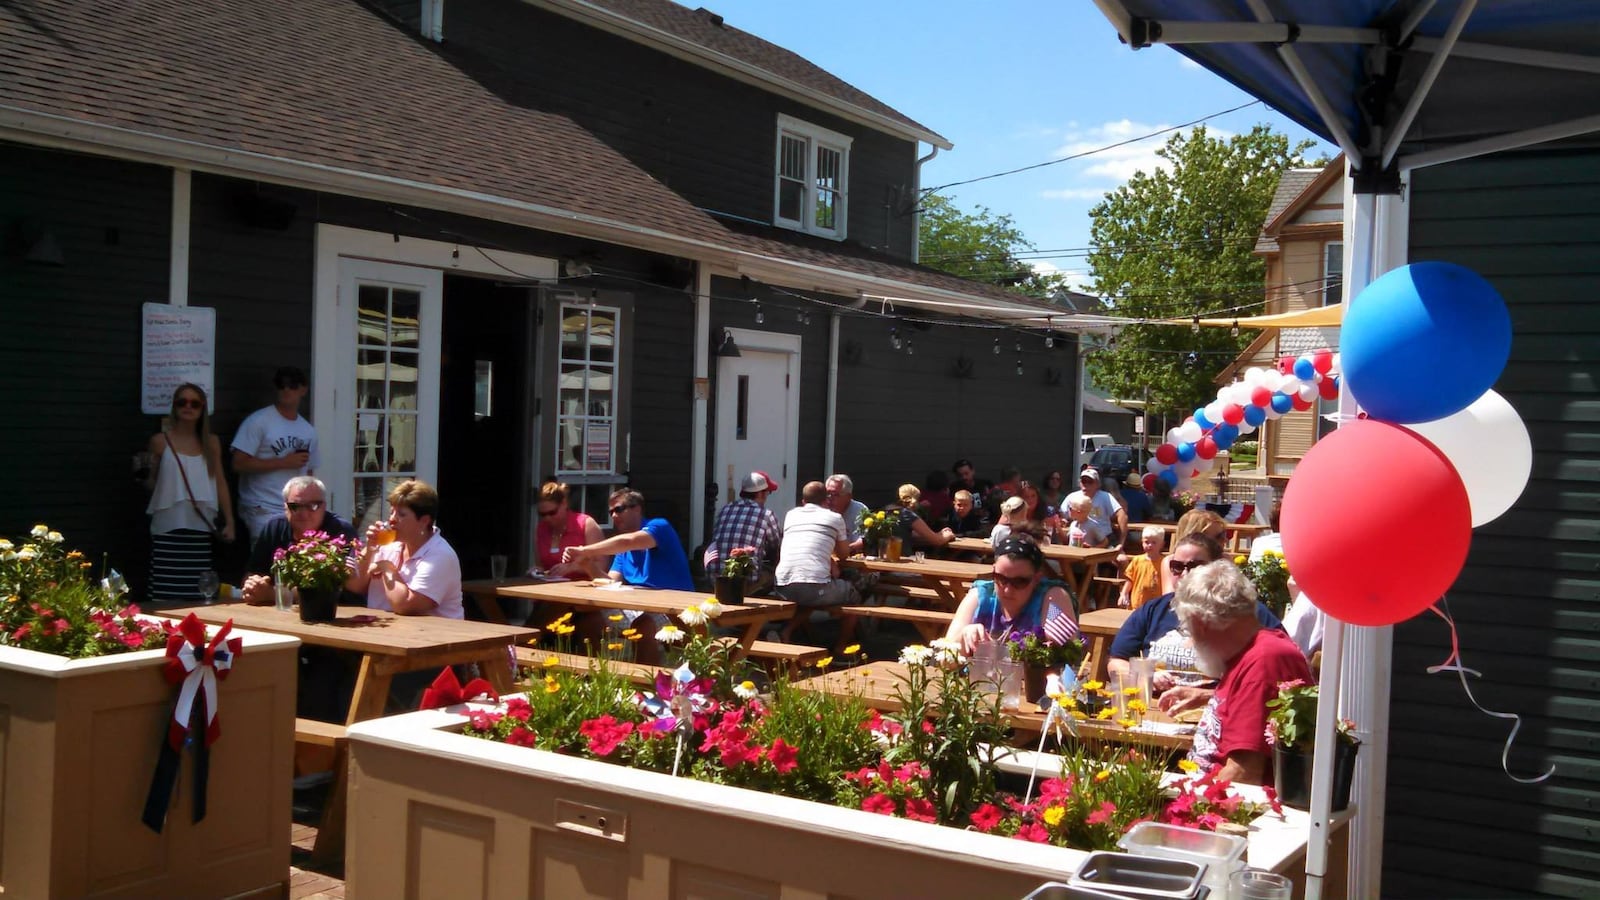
top-left (969, 803), bottom-right (1002, 833)
top-left (1086, 801), bottom-right (1117, 826)
top-left (903, 797), bottom-right (937, 823)
top-left (765, 738), bottom-right (798, 774)
top-left (860, 793), bottom-right (897, 816)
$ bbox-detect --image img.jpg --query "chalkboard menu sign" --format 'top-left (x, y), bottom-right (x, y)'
top-left (142, 303), bottom-right (216, 414)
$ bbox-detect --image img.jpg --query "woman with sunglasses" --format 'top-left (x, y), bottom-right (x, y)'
top-left (1162, 510), bottom-right (1230, 593)
top-left (1107, 534), bottom-right (1282, 688)
top-left (533, 482), bottom-right (606, 579)
top-left (945, 536), bottom-right (1079, 656)
top-left (144, 383), bottom-right (234, 600)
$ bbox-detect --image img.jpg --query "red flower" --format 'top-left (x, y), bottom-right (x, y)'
top-left (504, 697), bottom-right (532, 722)
top-left (1016, 822), bottom-right (1051, 843)
top-left (1262, 784), bottom-right (1284, 816)
top-left (970, 803), bottom-right (1002, 833)
top-left (903, 797), bottom-right (937, 823)
top-left (468, 710), bottom-right (503, 731)
top-left (921, 719), bottom-right (935, 734)
top-left (578, 715), bottom-right (634, 757)
top-left (1086, 801), bottom-right (1117, 826)
top-left (766, 738), bottom-right (798, 774)
top-left (861, 793), bottom-right (897, 816)
top-left (11, 625), bottom-right (30, 641)
top-left (506, 726), bottom-right (538, 747)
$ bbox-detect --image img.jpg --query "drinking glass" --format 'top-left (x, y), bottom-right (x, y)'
top-left (490, 554), bottom-right (509, 582)
top-left (912, 550), bottom-right (926, 564)
top-left (1230, 869), bottom-right (1292, 900)
top-left (273, 579), bottom-right (294, 612)
top-left (374, 523), bottom-right (397, 545)
top-left (196, 570), bottom-right (220, 604)
top-left (997, 660), bottom-right (1023, 711)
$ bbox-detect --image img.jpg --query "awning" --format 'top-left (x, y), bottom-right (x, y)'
top-left (1092, 1), bottom-right (1600, 186)
top-left (1165, 304), bottom-right (1344, 329)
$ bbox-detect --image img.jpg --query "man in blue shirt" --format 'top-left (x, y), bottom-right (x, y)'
top-left (563, 489), bottom-right (694, 591)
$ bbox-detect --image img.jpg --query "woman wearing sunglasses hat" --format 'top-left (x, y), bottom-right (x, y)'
top-left (945, 536), bottom-right (1079, 656)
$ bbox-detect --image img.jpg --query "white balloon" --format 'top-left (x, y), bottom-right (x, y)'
top-left (1146, 457), bottom-right (1166, 474)
top-left (1245, 367), bottom-right (1265, 386)
top-left (1298, 383), bottom-right (1318, 402)
top-left (1261, 371), bottom-right (1284, 392)
top-left (1178, 420), bottom-right (1203, 444)
top-left (1192, 455), bottom-right (1215, 472)
top-left (1166, 428), bottom-right (1183, 446)
top-left (1237, 419), bottom-right (1257, 435)
top-left (1206, 401), bottom-right (1227, 424)
top-left (1408, 389), bottom-right (1532, 527)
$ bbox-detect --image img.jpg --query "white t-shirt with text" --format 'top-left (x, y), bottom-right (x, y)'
top-left (231, 406), bottom-right (320, 512)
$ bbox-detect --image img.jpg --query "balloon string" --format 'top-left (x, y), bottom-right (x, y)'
top-left (1426, 599), bottom-right (1554, 785)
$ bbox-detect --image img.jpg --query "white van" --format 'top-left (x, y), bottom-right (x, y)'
top-left (1080, 434), bottom-right (1115, 454)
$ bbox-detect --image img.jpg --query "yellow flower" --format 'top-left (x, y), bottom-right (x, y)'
top-left (1117, 717), bottom-right (1138, 729)
top-left (1178, 759), bottom-right (1200, 774)
top-left (813, 656), bottom-right (834, 669)
top-left (543, 676), bottom-right (561, 694)
top-left (1123, 686), bottom-right (1141, 696)
top-left (1042, 806), bottom-right (1066, 827)
top-left (860, 669), bottom-right (872, 677)
top-left (1234, 555), bottom-right (1248, 565)
top-left (1127, 699), bottom-right (1148, 714)
top-left (1082, 680), bottom-right (1104, 692)
top-left (1095, 708), bottom-right (1115, 720)
top-left (1094, 769), bottom-right (1111, 783)
top-left (608, 614), bottom-right (625, 622)
top-left (553, 624), bottom-right (576, 636)
top-left (543, 655), bottom-right (560, 668)
top-left (625, 631), bottom-right (643, 641)
top-left (1264, 549), bottom-right (1283, 558)
top-left (1069, 710), bottom-right (1088, 721)
top-left (842, 644), bottom-right (861, 656)
top-left (552, 611), bottom-right (573, 625)
top-left (606, 642), bottom-right (623, 651)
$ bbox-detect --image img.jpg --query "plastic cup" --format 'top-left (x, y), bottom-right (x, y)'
top-left (1230, 869), bottom-right (1292, 899)
top-left (490, 554), bottom-right (508, 582)
top-left (273, 581), bottom-right (293, 612)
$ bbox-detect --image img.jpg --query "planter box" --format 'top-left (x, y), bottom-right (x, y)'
top-left (0, 629), bottom-right (301, 899)
top-left (346, 706), bottom-right (1347, 899)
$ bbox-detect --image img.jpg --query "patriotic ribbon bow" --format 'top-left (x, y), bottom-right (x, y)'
top-left (418, 666), bottom-right (500, 709)
top-left (161, 613), bottom-right (242, 749)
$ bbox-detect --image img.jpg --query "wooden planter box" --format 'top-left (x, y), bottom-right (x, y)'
top-left (346, 706), bottom-right (1345, 899)
top-left (0, 630), bottom-right (300, 899)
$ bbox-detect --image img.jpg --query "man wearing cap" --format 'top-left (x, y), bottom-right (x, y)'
top-left (706, 471), bottom-right (783, 595)
top-left (1066, 467), bottom-right (1127, 550)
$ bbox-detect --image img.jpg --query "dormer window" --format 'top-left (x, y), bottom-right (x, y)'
top-left (774, 114), bottom-right (851, 240)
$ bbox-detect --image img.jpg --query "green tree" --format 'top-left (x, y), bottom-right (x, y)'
top-left (918, 194), bottom-right (1063, 297)
top-left (1085, 124), bottom-right (1312, 417)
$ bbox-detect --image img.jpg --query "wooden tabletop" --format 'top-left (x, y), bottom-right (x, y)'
top-left (152, 603), bottom-right (537, 657)
top-left (793, 661), bottom-right (1192, 751)
top-left (492, 581), bottom-right (792, 627)
top-left (1132, 521), bottom-right (1270, 535)
top-left (841, 555), bottom-right (993, 580)
top-left (1077, 607), bottom-right (1133, 683)
top-left (1079, 607), bottom-right (1133, 636)
top-left (946, 538), bottom-right (1121, 566)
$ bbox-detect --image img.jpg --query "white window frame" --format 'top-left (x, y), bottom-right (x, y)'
top-left (554, 300), bottom-right (622, 479)
top-left (773, 113), bottom-right (852, 240)
top-left (1323, 241), bottom-right (1344, 305)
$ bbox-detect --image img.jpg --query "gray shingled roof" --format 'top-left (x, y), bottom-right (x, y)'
top-left (1277, 326), bottom-right (1340, 355)
top-left (1254, 167), bottom-right (1323, 254)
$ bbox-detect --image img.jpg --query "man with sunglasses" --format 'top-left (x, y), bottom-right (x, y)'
top-left (232, 366), bottom-right (320, 541)
top-left (562, 489), bottom-right (694, 592)
top-left (240, 475), bottom-right (357, 605)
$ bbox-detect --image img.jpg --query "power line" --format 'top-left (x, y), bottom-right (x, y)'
top-left (920, 232), bottom-right (1264, 263)
top-left (921, 100), bottom-right (1263, 194)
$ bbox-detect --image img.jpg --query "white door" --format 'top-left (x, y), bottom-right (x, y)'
top-left (327, 259), bottom-right (443, 530)
top-left (713, 329), bottom-right (800, 522)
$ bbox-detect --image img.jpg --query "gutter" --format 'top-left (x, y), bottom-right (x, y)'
top-left (911, 143), bottom-right (939, 263)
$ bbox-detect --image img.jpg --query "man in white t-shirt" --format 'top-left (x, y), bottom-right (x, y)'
top-left (775, 481), bottom-right (855, 641)
top-left (231, 366), bottom-right (320, 541)
top-left (1066, 467), bottom-right (1126, 549)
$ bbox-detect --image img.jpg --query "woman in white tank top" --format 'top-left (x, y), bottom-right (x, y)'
top-left (144, 384), bottom-right (235, 601)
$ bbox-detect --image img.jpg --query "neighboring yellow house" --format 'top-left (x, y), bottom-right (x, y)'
top-left (1217, 158), bottom-right (1344, 483)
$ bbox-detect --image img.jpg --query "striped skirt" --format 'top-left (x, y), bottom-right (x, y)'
top-left (149, 529), bottom-right (213, 602)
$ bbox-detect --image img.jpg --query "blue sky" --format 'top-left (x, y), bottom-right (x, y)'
top-left (708, 0), bottom-right (1334, 291)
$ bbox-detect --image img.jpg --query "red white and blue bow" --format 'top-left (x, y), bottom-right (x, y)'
top-left (143, 614), bottom-right (242, 832)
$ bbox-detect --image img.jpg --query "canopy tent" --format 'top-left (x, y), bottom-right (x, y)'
top-left (1166, 304), bottom-right (1345, 329)
top-left (1093, 3), bottom-right (1600, 898)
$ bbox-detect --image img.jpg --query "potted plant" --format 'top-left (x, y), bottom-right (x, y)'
top-left (1265, 679), bottom-right (1361, 810)
top-left (0, 525), bottom-right (299, 898)
top-left (272, 529), bottom-right (359, 621)
top-left (1004, 627), bottom-right (1086, 702)
top-left (1236, 549), bottom-right (1292, 618)
top-left (860, 508), bottom-right (901, 560)
top-left (715, 545), bottom-right (757, 605)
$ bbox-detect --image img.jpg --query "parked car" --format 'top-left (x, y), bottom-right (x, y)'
top-left (1089, 444), bottom-right (1138, 484)
top-left (1080, 434), bottom-right (1116, 453)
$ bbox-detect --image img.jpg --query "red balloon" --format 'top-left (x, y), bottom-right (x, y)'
top-left (1319, 375), bottom-right (1341, 400)
top-left (1195, 436), bottom-right (1218, 460)
top-left (1313, 349), bottom-right (1334, 374)
top-left (1155, 443), bottom-right (1179, 465)
top-left (1250, 386), bottom-right (1273, 408)
top-left (1142, 473), bottom-right (1158, 493)
top-left (1222, 403), bottom-right (1245, 424)
top-left (1291, 393), bottom-right (1314, 411)
top-left (1281, 421), bottom-right (1471, 626)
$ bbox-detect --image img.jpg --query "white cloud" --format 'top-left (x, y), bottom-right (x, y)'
top-left (1040, 187), bottom-right (1111, 201)
top-left (1039, 118), bottom-right (1235, 200)
top-left (1030, 260), bottom-right (1095, 294)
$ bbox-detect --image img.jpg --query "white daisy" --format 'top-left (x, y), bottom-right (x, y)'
top-left (0, 539), bottom-right (13, 551)
top-left (655, 624), bottom-right (686, 644)
top-left (45, 531), bottom-right (64, 544)
top-left (16, 547), bottom-right (37, 561)
top-left (734, 680), bottom-right (758, 700)
top-left (30, 524), bottom-right (48, 537)
top-left (929, 637), bottom-right (967, 666)
top-left (678, 604), bottom-right (707, 627)
top-left (700, 597), bottom-right (724, 619)
top-left (898, 644), bottom-right (934, 666)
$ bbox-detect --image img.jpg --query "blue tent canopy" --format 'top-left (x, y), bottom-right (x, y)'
top-left (1095, 1), bottom-right (1600, 189)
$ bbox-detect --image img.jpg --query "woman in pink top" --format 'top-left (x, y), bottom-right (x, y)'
top-left (535, 482), bottom-right (606, 578)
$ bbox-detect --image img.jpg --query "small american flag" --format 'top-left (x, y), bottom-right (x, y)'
top-left (1044, 609), bottom-right (1080, 645)
top-left (702, 545), bottom-right (720, 570)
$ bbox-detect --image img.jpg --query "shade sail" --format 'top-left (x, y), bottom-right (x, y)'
top-left (1165, 304), bottom-right (1344, 329)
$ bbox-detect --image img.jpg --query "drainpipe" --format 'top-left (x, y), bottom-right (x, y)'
top-left (825, 312), bottom-right (840, 476)
top-left (911, 144), bottom-right (939, 263)
top-left (690, 265), bottom-right (711, 547)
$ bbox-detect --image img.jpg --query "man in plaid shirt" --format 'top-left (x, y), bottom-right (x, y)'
top-left (705, 471), bottom-right (783, 594)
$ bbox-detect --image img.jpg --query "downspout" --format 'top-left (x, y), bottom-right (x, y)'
top-left (1072, 335), bottom-right (1091, 475)
top-left (690, 265), bottom-right (712, 549)
top-left (170, 168), bottom-right (191, 306)
top-left (912, 144), bottom-right (939, 263)
top-left (825, 312), bottom-right (840, 476)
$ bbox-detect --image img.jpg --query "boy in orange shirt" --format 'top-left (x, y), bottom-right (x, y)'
top-left (1119, 525), bottom-right (1167, 609)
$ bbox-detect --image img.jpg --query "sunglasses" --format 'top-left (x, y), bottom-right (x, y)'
top-left (285, 501), bottom-right (325, 513)
top-left (608, 503), bottom-right (638, 516)
top-left (989, 571), bottom-right (1036, 590)
top-left (1168, 558), bottom-right (1207, 575)
top-left (176, 398), bottom-right (204, 410)
top-left (537, 507), bottom-right (561, 518)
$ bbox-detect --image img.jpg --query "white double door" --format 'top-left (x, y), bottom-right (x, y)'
top-left (713, 329), bottom-right (801, 523)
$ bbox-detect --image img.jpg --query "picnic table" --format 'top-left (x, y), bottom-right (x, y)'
top-left (1078, 607), bottom-right (1133, 683)
top-left (1132, 520), bottom-right (1271, 553)
top-left (792, 661), bottom-right (1193, 752)
top-left (839, 555), bottom-right (993, 608)
top-left (944, 538), bottom-right (1121, 603)
top-left (488, 580), bottom-right (794, 659)
top-left (152, 603), bottom-right (536, 864)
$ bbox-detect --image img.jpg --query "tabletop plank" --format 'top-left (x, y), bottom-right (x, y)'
top-left (152, 603), bottom-right (537, 656)
top-left (492, 581), bottom-right (793, 627)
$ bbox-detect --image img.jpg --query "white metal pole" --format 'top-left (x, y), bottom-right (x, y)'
top-left (689, 266), bottom-right (712, 546)
top-left (169, 168), bottom-right (191, 307)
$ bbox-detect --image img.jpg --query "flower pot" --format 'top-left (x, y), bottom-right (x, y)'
top-left (298, 585), bottom-right (340, 622)
top-left (1024, 664), bottom-right (1051, 704)
top-left (1273, 738), bottom-right (1360, 811)
top-left (0, 631), bottom-right (299, 898)
top-left (714, 575), bottom-right (746, 606)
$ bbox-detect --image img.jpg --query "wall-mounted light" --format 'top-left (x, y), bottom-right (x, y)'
top-left (562, 258), bottom-right (595, 278)
top-left (715, 329), bottom-right (742, 358)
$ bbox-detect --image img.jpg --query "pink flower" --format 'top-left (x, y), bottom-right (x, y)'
top-left (578, 715), bottom-right (634, 757)
top-left (1016, 822), bottom-right (1051, 843)
top-left (861, 793), bottom-right (897, 816)
top-left (504, 697), bottom-right (532, 722)
top-left (970, 803), bottom-right (1002, 833)
top-left (903, 797), bottom-right (937, 823)
top-left (11, 624), bottom-right (31, 641)
top-left (766, 739), bottom-right (798, 774)
top-left (1086, 801), bottom-right (1117, 826)
top-left (506, 727), bottom-right (538, 748)
top-left (468, 711), bottom-right (503, 731)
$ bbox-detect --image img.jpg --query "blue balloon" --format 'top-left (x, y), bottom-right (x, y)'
top-left (1158, 468), bottom-right (1180, 487)
top-left (1193, 408), bottom-right (1212, 429)
top-left (1243, 404), bottom-right (1266, 426)
top-left (1293, 357), bottom-right (1316, 381)
top-left (1344, 262), bottom-right (1512, 423)
top-left (1214, 422), bottom-right (1240, 445)
top-left (1271, 392), bottom-right (1295, 415)
top-left (1176, 442), bottom-right (1196, 463)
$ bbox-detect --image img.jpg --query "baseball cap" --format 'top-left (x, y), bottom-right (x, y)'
top-left (1079, 467), bottom-right (1101, 482)
top-left (740, 471), bottom-right (778, 493)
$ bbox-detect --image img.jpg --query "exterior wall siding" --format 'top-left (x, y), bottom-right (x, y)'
top-left (417, 0), bottom-right (922, 257)
top-left (1383, 150), bottom-right (1600, 898)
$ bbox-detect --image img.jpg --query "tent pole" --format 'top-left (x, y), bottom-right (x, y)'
top-left (1382, 0), bottom-right (1478, 167)
top-left (1396, 0), bottom-right (1438, 42)
top-left (1239, 0), bottom-right (1365, 164)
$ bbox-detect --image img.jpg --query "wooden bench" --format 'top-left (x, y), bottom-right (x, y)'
top-left (833, 605), bottom-right (954, 650)
top-left (294, 718), bottom-right (350, 868)
top-left (295, 717), bottom-right (349, 748)
top-left (1088, 576), bottom-right (1124, 611)
top-left (745, 639), bottom-right (829, 677)
top-left (513, 647), bottom-right (668, 686)
top-left (870, 582), bottom-right (947, 606)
